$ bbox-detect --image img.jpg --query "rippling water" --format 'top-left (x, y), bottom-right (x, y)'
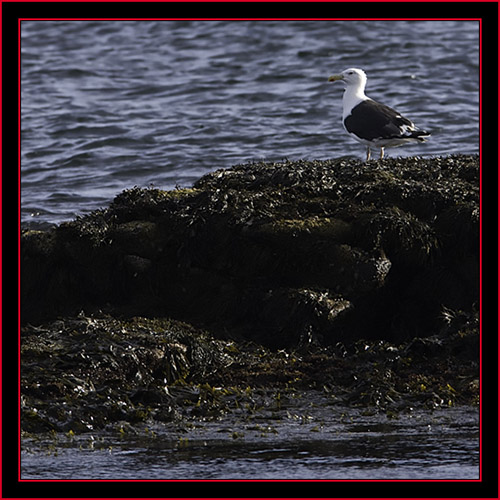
top-left (21, 404), bottom-right (479, 480)
top-left (21, 20), bottom-right (479, 227)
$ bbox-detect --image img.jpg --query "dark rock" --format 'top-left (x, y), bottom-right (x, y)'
top-left (20, 312), bottom-right (478, 434)
top-left (21, 155), bottom-right (479, 346)
top-left (20, 155), bottom-right (480, 434)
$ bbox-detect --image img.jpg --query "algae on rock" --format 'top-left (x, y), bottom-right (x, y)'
top-left (20, 155), bottom-right (480, 434)
top-left (21, 155), bottom-right (479, 347)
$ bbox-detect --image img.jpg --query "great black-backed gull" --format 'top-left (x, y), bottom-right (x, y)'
top-left (328, 68), bottom-right (430, 161)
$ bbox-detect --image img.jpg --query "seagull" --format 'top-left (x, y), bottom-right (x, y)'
top-left (328, 68), bottom-right (430, 161)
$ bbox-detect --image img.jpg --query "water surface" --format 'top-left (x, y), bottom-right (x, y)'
top-left (22, 402), bottom-right (479, 480)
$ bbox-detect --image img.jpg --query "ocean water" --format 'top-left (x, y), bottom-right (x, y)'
top-left (20, 20), bottom-right (479, 228)
top-left (21, 403), bottom-right (479, 480)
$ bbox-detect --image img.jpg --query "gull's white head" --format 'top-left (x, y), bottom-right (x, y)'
top-left (328, 68), bottom-right (367, 89)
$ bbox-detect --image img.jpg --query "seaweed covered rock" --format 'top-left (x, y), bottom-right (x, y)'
top-left (21, 313), bottom-right (478, 434)
top-left (21, 155), bottom-right (479, 346)
top-left (21, 315), bottom-right (237, 432)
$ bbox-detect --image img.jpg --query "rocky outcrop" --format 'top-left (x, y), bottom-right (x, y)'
top-left (21, 313), bottom-right (478, 433)
top-left (22, 155), bottom-right (478, 347)
top-left (21, 155), bottom-right (480, 434)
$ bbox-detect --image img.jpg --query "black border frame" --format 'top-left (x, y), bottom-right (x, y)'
top-left (5, 2), bottom-right (498, 498)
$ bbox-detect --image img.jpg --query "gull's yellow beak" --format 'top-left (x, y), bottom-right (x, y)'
top-left (328, 74), bottom-right (343, 82)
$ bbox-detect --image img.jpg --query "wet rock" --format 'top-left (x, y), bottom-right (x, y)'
top-left (109, 220), bottom-right (163, 259)
top-left (20, 313), bottom-right (478, 434)
top-left (20, 155), bottom-right (480, 436)
top-left (257, 288), bottom-right (353, 347)
top-left (21, 155), bottom-right (479, 346)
